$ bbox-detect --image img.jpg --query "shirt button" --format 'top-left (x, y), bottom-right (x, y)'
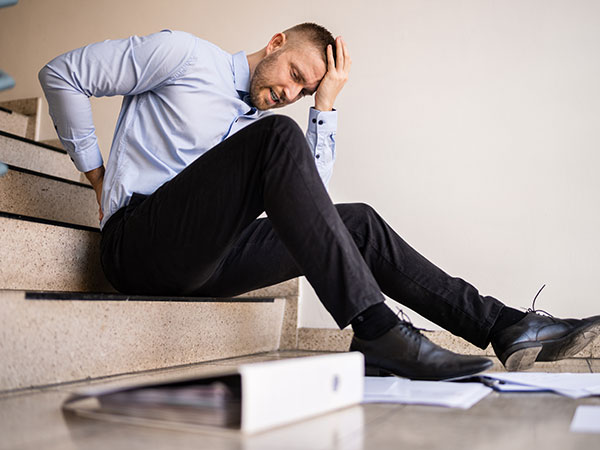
top-left (316, 154), bottom-right (321, 159)
top-left (312, 118), bottom-right (317, 123)
top-left (318, 120), bottom-right (324, 125)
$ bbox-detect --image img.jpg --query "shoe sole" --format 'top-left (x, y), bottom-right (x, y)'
top-left (365, 365), bottom-right (393, 377)
top-left (537, 322), bottom-right (600, 361)
top-left (501, 321), bottom-right (600, 371)
top-left (502, 344), bottom-right (542, 371)
top-left (362, 355), bottom-right (493, 381)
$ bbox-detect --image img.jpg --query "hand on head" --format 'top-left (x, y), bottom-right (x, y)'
top-left (314, 36), bottom-right (351, 112)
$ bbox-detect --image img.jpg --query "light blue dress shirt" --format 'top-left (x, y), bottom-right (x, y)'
top-left (39, 29), bottom-right (337, 229)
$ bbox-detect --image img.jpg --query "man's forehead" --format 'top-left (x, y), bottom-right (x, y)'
top-left (287, 46), bottom-right (326, 83)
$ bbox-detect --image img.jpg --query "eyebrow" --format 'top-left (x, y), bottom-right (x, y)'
top-left (291, 63), bottom-right (318, 96)
top-left (291, 63), bottom-right (306, 83)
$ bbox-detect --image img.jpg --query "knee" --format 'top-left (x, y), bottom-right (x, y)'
top-left (336, 202), bottom-right (381, 235)
top-left (261, 114), bottom-right (301, 131)
top-left (261, 114), bottom-right (306, 146)
top-left (338, 202), bottom-right (378, 219)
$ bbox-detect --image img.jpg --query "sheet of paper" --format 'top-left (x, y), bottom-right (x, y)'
top-left (488, 382), bottom-right (548, 393)
top-left (363, 377), bottom-right (492, 409)
top-left (481, 373), bottom-right (600, 399)
top-left (570, 405), bottom-right (600, 433)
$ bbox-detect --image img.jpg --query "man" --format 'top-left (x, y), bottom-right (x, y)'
top-left (39, 23), bottom-right (600, 380)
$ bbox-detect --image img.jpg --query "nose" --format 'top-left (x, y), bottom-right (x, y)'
top-left (283, 83), bottom-right (303, 103)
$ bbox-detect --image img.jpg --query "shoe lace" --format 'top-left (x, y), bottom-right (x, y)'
top-left (524, 284), bottom-right (555, 318)
top-left (393, 307), bottom-right (434, 338)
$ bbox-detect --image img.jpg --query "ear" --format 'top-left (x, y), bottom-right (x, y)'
top-left (266, 32), bottom-right (287, 55)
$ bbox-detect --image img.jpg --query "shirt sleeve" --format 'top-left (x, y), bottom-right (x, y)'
top-left (305, 107), bottom-right (337, 189)
top-left (38, 30), bottom-right (197, 172)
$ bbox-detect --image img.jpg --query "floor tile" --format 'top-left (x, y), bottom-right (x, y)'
top-left (522, 358), bottom-right (592, 373)
top-left (481, 357), bottom-right (593, 374)
top-left (3, 352), bottom-right (600, 450)
top-left (588, 359), bottom-right (600, 373)
top-left (351, 393), bottom-right (600, 450)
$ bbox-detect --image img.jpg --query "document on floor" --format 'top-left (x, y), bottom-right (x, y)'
top-left (473, 373), bottom-right (600, 399)
top-left (570, 406), bottom-right (600, 433)
top-left (363, 377), bottom-right (492, 409)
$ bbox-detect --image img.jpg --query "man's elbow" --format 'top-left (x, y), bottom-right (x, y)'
top-left (38, 65), bottom-right (51, 89)
top-left (38, 64), bottom-right (60, 91)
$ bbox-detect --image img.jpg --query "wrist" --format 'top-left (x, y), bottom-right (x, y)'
top-left (85, 166), bottom-right (105, 187)
top-left (314, 95), bottom-right (334, 111)
top-left (314, 103), bottom-right (333, 112)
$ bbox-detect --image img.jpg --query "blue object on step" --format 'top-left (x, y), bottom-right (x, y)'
top-left (0, 70), bottom-right (15, 91)
top-left (0, 162), bottom-right (8, 177)
top-left (0, 0), bottom-right (18, 8)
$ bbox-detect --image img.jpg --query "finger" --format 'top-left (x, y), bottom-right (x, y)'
top-left (335, 37), bottom-right (344, 71)
top-left (326, 43), bottom-right (335, 71)
top-left (342, 39), bottom-right (352, 72)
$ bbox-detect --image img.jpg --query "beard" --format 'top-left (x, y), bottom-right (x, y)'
top-left (249, 50), bottom-right (282, 110)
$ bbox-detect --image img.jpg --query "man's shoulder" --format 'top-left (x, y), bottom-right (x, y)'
top-left (146, 29), bottom-right (197, 50)
top-left (158, 29), bottom-right (229, 58)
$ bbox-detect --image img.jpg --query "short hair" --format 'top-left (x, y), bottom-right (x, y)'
top-left (283, 22), bottom-right (336, 64)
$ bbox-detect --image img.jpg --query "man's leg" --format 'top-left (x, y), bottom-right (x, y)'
top-left (101, 115), bottom-right (494, 379)
top-left (194, 203), bottom-right (600, 372)
top-left (197, 203), bottom-right (503, 349)
top-left (101, 115), bottom-right (383, 327)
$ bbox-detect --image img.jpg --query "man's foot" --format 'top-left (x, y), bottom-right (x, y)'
top-left (350, 321), bottom-right (493, 381)
top-left (491, 313), bottom-right (600, 371)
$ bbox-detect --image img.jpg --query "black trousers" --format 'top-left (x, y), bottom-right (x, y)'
top-left (101, 115), bottom-right (504, 349)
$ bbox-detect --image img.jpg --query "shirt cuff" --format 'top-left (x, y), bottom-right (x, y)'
top-left (307, 107), bottom-right (337, 133)
top-left (68, 142), bottom-right (104, 173)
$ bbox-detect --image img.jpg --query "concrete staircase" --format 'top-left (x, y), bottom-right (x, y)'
top-left (0, 99), bottom-right (300, 392)
top-left (0, 97), bottom-right (41, 140)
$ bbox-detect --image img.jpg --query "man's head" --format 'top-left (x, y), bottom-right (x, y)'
top-left (248, 23), bottom-right (336, 110)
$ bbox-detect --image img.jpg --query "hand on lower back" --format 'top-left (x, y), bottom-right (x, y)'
top-left (85, 166), bottom-right (105, 222)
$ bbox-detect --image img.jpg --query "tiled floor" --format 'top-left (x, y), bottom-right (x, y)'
top-left (1, 351), bottom-right (599, 450)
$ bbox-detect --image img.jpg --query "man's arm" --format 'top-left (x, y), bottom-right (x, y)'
top-left (305, 36), bottom-right (351, 189)
top-left (38, 30), bottom-right (197, 219)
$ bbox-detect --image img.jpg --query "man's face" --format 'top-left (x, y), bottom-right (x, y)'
top-left (249, 45), bottom-right (326, 111)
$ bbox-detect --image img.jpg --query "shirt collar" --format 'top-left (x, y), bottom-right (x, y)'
top-left (232, 51), bottom-right (251, 95)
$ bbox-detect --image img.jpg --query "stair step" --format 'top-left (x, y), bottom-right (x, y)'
top-left (0, 207), bottom-right (301, 295)
top-left (0, 212), bottom-right (110, 292)
top-left (0, 289), bottom-right (286, 391)
top-left (0, 130), bottom-right (80, 182)
top-left (0, 164), bottom-right (98, 228)
top-left (0, 107), bottom-right (29, 138)
top-left (36, 137), bottom-right (90, 183)
top-left (39, 138), bottom-right (63, 148)
top-left (38, 139), bottom-right (89, 185)
top-left (0, 212), bottom-right (299, 347)
top-left (0, 97), bottom-right (41, 140)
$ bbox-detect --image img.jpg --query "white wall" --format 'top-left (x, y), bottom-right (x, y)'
top-left (2, 0), bottom-right (599, 330)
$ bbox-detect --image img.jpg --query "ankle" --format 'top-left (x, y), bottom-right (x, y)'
top-left (351, 303), bottom-right (399, 340)
top-left (489, 306), bottom-right (527, 341)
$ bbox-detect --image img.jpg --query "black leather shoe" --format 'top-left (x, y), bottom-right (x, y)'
top-left (349, 321), bottom-right (493, 381)
top-left (491, 313), bottom-right (600, 371)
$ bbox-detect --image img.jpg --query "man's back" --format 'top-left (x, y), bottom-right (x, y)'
top-left (39, 29), bottom-right (267, 227)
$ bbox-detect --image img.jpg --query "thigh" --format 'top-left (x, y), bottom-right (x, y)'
top-left (103, 117), bottom-right (283, 294)
top-left (194, 204), bottom-right (380, 297)
top-left (195, 217), bottom-right (302, 297)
